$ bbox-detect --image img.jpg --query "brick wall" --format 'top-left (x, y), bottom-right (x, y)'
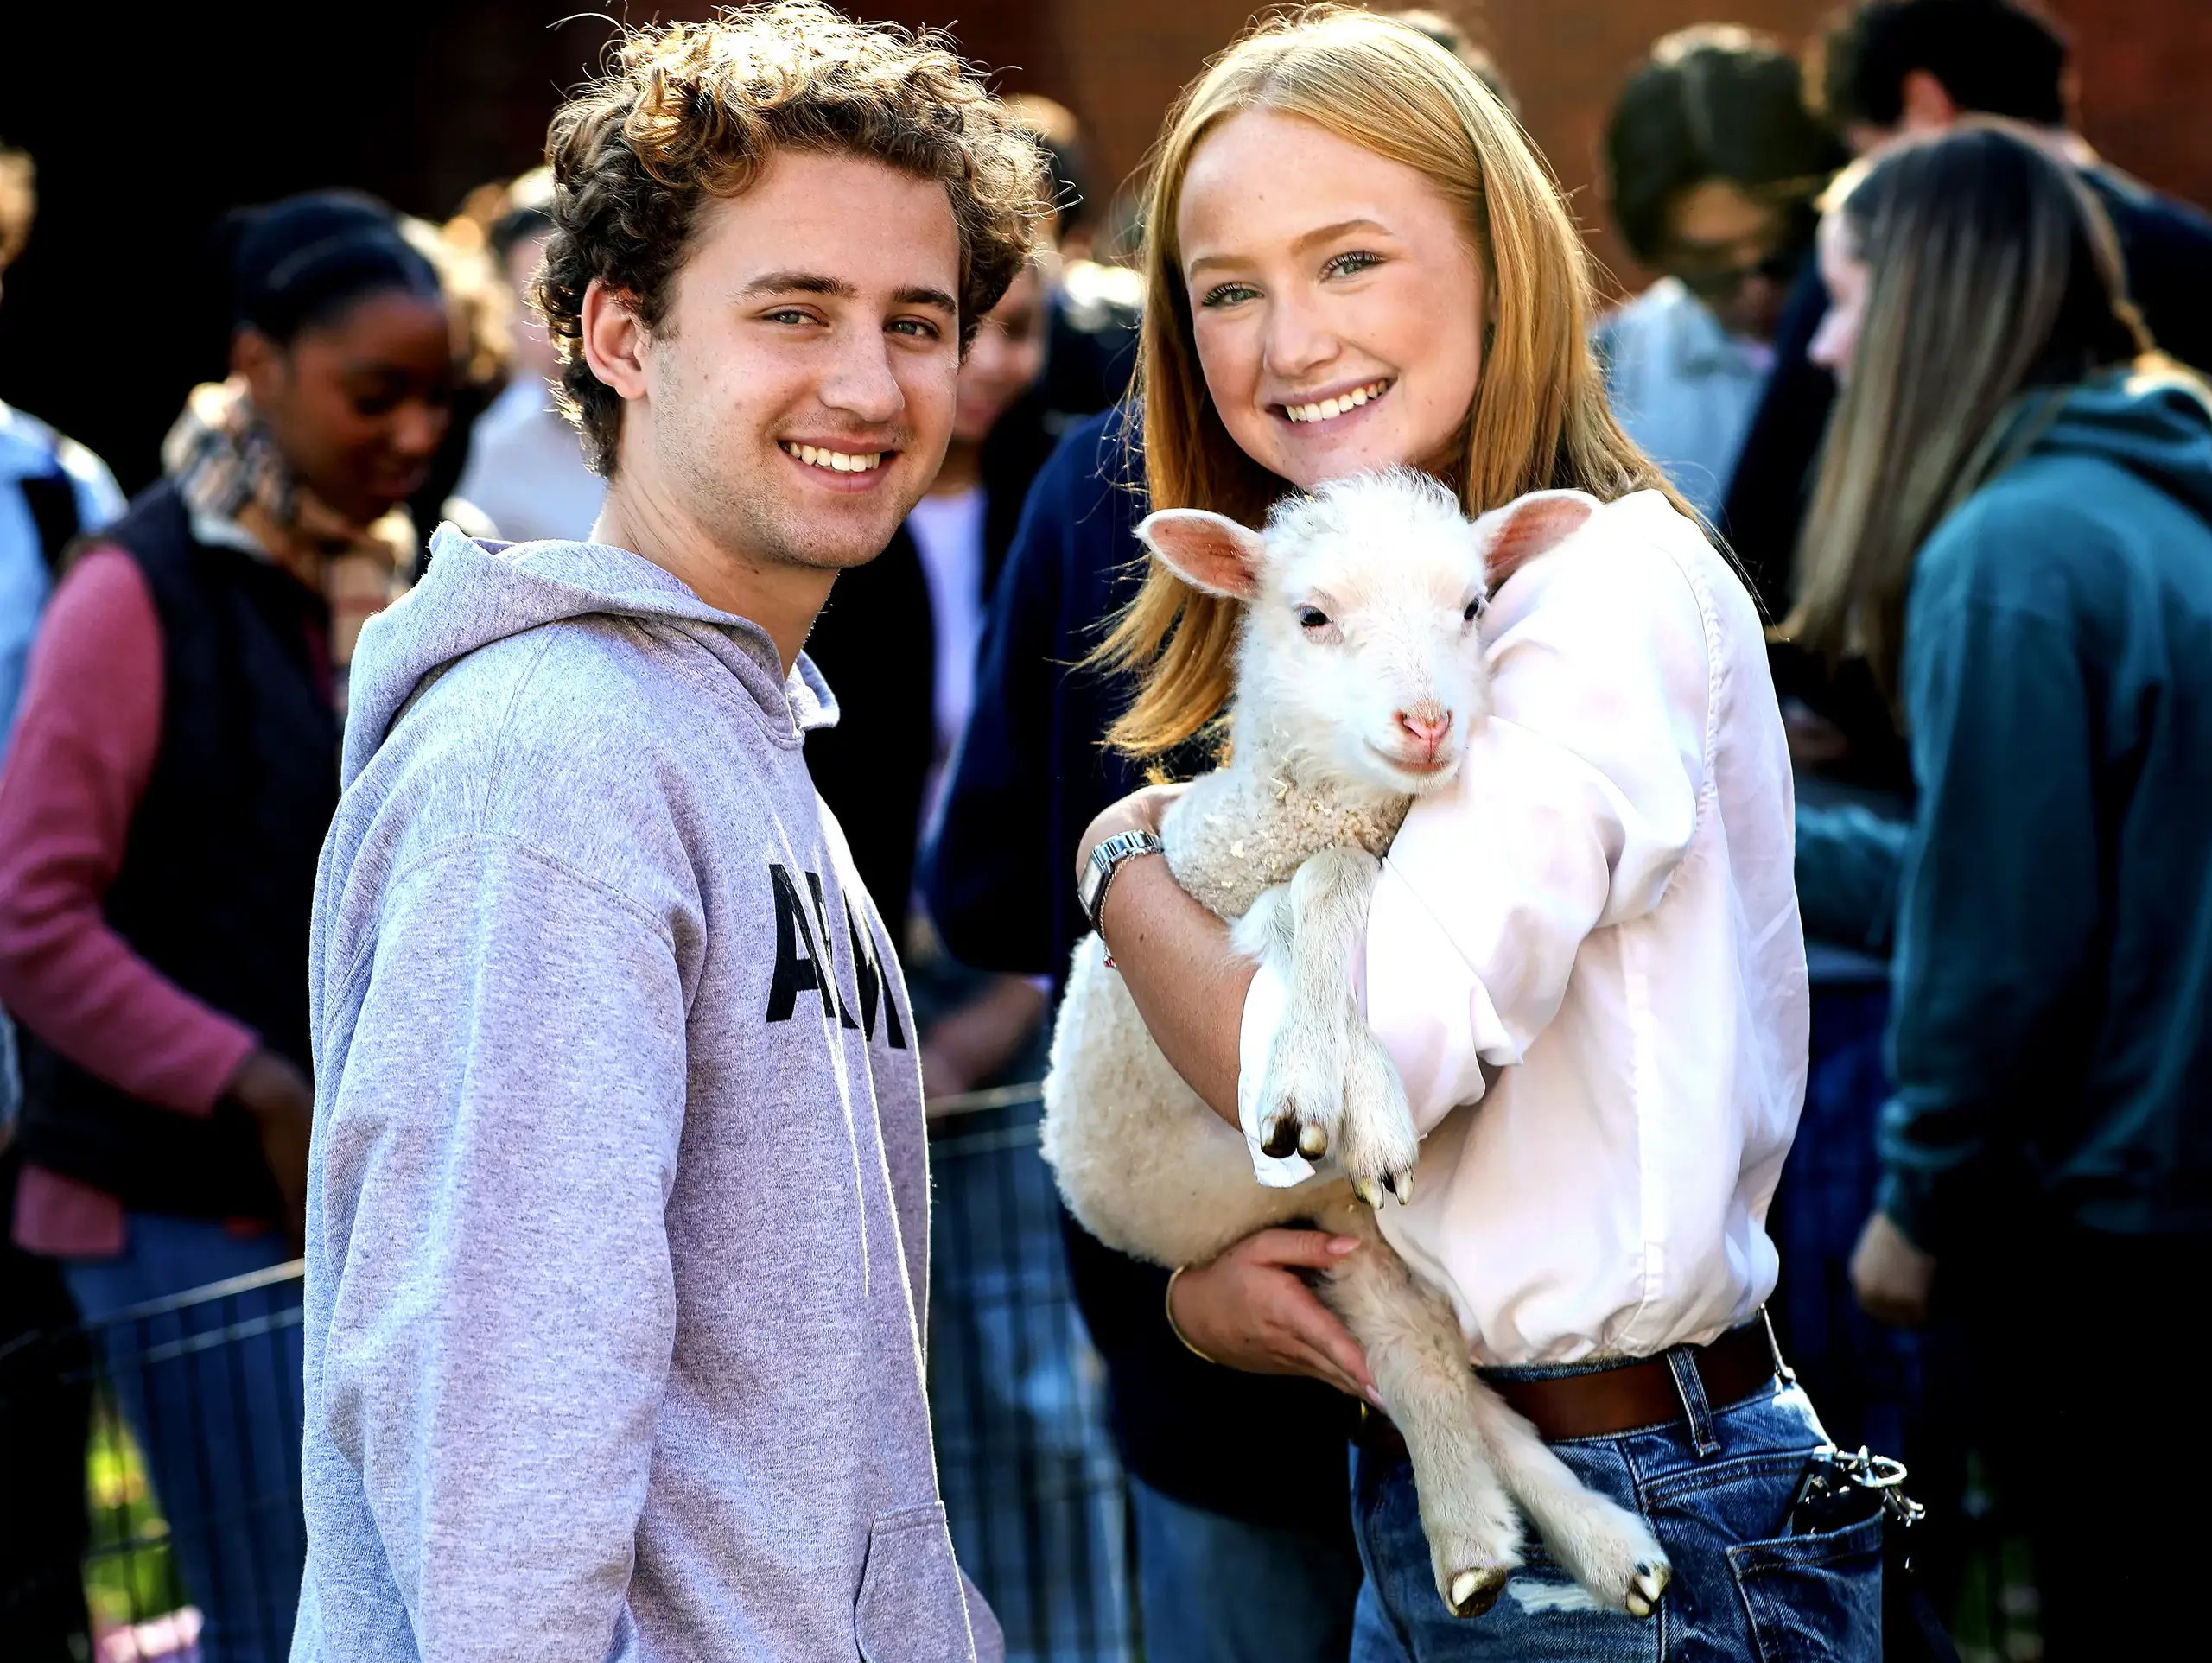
top-left (931, 0), bottom-right (2211, 301)
top-left (1050, 0), bottom-right (1845, 297)
top-left (2045, 0), bottom-right (2212, 216)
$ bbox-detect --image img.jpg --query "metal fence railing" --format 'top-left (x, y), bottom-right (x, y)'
top-left (0, 1259), bottom-right (306, 1663)
top-left (0, 1085), bottom-right (1138, 1663)
top-left (925, 1082), bottom-right (1138, 1663)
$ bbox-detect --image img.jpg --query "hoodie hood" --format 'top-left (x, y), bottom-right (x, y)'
top-left (342, 525), bottom-right (836, 788)
top-left (2022, 369), bottom-right (2212, 527)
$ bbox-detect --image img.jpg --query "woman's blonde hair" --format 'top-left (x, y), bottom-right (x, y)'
top-left (1101, 5), bottom-right (1684, 757)
top-left (1783, 122), bottom-right (2159, 698)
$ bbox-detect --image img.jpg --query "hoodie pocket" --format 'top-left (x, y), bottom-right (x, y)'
top-left (854, 1501), bottom-right (976, 1663)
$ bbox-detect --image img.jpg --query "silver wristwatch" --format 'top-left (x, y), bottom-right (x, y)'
top-left (1077, 830), bottom-right (1165, 932)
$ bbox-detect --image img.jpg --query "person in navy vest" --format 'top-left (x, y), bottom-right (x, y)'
top-left (0, 191), bottom-right (454, 1663)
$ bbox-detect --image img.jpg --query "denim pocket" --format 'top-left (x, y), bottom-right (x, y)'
top-left (1726, 1511), bottom-right (1885, 1661)
top-left (855, 1501), bottom-right (977, 1662)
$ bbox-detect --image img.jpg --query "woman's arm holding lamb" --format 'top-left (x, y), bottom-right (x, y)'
top-left (1076, 792), bottom-right (1379, 1395)
top-left (1079, 785), bottom-right (1250, 1130)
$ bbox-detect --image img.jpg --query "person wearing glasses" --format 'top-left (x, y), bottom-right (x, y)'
top-left (1596, 27), bottom-right (1844, 523)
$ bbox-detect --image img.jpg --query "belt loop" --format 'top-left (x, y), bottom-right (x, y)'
top-left (1666, 1346), bottom-right (1721, 1457)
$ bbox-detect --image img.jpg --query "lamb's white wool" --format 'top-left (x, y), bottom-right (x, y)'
top-left (1042, 473), bottom-right (1671, 1618)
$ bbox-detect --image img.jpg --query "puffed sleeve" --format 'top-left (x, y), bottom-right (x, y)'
top-left (1236, 522), bottom-right (1716, 1179)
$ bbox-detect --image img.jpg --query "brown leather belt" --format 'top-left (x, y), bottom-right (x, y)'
top-left (1358, 1314), bottom-right (1784, 1454)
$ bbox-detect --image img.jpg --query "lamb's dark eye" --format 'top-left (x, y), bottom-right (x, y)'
top-left (1463, 596), bottom-right (1486, 623)
top-left (1299, 606), bottom-right (1332, 631)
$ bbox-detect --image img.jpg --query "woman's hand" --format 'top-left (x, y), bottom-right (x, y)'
top-left (1169, 1228), bottom-right (1379, 1403)
top-left (1850, 1210), bottom-right (1936, 1326)
top-left (1073, 782), bottom-right (1188, 891)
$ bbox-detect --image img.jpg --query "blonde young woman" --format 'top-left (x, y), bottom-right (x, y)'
top-left (1066, 11), bottom-right (1875, 1658)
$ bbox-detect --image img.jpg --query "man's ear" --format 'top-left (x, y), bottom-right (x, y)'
top-left (1135, 510), bottom-right (1268, 600)
top-left (1472, 489), bottom-right (1598, 587)
top-left (1132, 517), bottom-right (1274, 606)
top-left (580, 278), bottom-right (650, 402)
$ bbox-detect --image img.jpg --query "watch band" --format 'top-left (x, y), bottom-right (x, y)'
top-left (1079, 829), bottom-right (1165, 932)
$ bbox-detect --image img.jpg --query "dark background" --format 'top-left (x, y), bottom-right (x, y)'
top-left (4, 0), bottom-right (2204, 491)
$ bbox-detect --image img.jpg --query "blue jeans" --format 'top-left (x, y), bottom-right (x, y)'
top-left (1128, 1475), bottom-right (1363, 1663)
top-left (1349, 1376), bottom-right (1882, 1660)
top-left (65, 1214), bottom-right (302, 1663)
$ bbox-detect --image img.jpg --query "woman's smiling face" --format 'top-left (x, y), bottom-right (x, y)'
top-left (1177, 109), bottom-right (1487, 492)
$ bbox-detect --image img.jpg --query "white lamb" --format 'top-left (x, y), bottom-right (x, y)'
top-left (1042, 470), bottom-right (1673, 1619)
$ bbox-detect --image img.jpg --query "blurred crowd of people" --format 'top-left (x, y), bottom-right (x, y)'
top-left (2, 1), bottom-right (2208, 1660)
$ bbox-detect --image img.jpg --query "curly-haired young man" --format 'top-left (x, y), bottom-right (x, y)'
top-left (292, 7), bottom-right (1045, 1659)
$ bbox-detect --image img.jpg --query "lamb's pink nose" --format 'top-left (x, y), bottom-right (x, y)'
top-left (1397, 706), bottom-right (1450, 752)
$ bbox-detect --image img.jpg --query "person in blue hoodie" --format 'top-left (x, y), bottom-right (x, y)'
top-left (1785, 122), bottom-right (2212, 1658)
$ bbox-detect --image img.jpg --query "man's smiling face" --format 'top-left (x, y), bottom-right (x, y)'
top-left (633, 148), bottom-right (964, 575)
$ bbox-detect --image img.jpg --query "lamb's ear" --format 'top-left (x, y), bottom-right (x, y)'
top-left (1472, 489), bottom-right (1599, 587)
top-left (1135, 509), bottom-right (1268, 600)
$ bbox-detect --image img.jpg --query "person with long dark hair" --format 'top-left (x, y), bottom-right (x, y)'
top-left (0, 189), bottom-right (452, 1663)
top-left (1788, 122), bottom-right (2212, 1658)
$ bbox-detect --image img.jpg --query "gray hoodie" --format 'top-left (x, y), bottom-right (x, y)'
top-left (293, 528), bottom-right (998, 1663)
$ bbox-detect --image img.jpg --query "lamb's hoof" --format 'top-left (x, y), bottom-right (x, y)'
top-left (1297, 1122), bottom-right (1329, 1159)
top-left (1336, 1035), bottom-right (1421, 1208)
top-left (1446, 1566), bottom-right (1510, 1617)
top-left (1260, 1116), bottom-right (1300, 1158)
top-left (1624, 1561), bottom-right (1670, 1619)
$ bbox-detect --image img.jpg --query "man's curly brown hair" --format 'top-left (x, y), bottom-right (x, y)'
top-left (537, 1), bottom-right (1050, 475)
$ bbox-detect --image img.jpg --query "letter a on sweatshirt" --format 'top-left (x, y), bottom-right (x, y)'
top-left (766, 862), bottom-right (836, 1024)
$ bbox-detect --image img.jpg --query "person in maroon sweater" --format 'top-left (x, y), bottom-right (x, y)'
top-left (0, 191), bottom-right (452, 1663)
